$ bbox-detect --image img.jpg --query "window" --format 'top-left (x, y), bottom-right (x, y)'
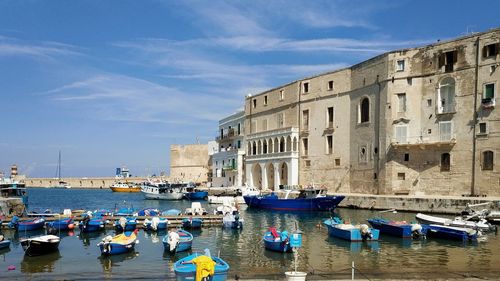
top-left (427, 99), bottom-right (432, 107)
top-left (304, 160), bottom-right (311, 167)
top-left (360, 97), bottom-right (370, 123)
top-left (335, 158), bottom-right (341, 166)
top-left (262, 119), bottom-right (267, 131)
top-left (441, 153), bottom-right (450, 171)
top-left (482, 150), bottom-right (494, 170)
top-left (303, 82), bottom-right (309, 94)
top-left (438, 77), bottom-right (455, 113)
top-left (396, 60), bottom-right (405, 71)
top-left (439, 121), bottom-right (452, 141)
top-left (327, 107), bottom-right (334, 128)
top-left (326, 135), bottom-right (333, 154)
top-left (483, 43), bottom-right (499, 58)
top-left (482, 83), bottom-right (496, 108)
top-left (397, 93), bottom-right (407, 113)
top-left (395, 125), bottom-right (407, 143)
top-left (279, 90), bottom-right (285, 101)
top-left (264, 95), bottom-right (268, 106)
top-left (328, 80), bottom-right (334, 90)
top-left (277, 113), bottom-right (284, 128)
top-left (359, 146), bottom-right (367, 163)
top-left (397, 173), bottom-right (405, 180)
top-left (302, 110), bottom-right (309, 130)
top-left (439, 50), bottom-right (457, 72)
top-left (237, 140), bottom-right (241, 149)
top-left (479, 122), bottom-right (487, 135)
top-left (302, 138), bottom-right (309, 156)
top-left (252, 99), bottom-right (257, 108)
top-left (404, 153), bottom-right (409, 162)
top-left (237, 123), bottom-right (241, 135)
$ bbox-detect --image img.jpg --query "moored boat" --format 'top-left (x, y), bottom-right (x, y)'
top-left (367, 218), bottom-right (426, 238)
top-left (0, 235), bottom-right (11, 249)
top-left (79, 217), bottom-right (106, 233)
top-left (425, 224), bottom-right (479, 241)
top-left (182, 217), bottom-right (203, 229)
top-left (244, 187), bottom-right (344, 211)
top-left (98, 230), bottom-right (139, 255)
top-left (184, 202), bottom-right (207, 216)
top-left (163, 229), bottom-right (193, 253)
top-left (9, 217), bottom-right (45, 231)
top-left (20, 234), bottom-right (60, 256)
top-left (327, 219), bottom-right (379, 242)
top-left (46, 217), bottom-right (74, 232)
top-left (140, 181), bottom-right (185, 200)
top-left (263, 227), bottom-right (292, 253)
top-left (143, 217), bottom-right (168, 231)
top-left (114, 217), bottom-right (137, 232)
top-left (416, 213), bottom-right (493, 232)
top-left (110, 182), bottom-right (141, 193)
top-left (183, 183), bottom-right (208, 200)
top-left (173, 251), bottom-right (230, 281)
top-left (222, 212), bottom-right (243, 229)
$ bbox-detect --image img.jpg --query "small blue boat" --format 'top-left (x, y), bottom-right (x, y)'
top-left (9, 217), bottom-right (45, 231)
top-left (182, 218), bottom-right (203, 229)
top-left (174, 251), bottom-right (230, 281)
top-left (327, 220), bottom-right (380, 242)
top-left (114, 207), bottom-right (135, 216)
top-left (79, 217), bottom-right (106, 233)
top-left (425, 224), bottom-right (478, 241)
top-left (222, 213), bottom-right (243, 229)
top-left (163, 229), bottom-right (193, 253)
top-left (184, 190), bottom-right (209, 201)
top-left (93, 209), bottom-right (113, 217)
top-left (162, 209), bottom-right (182, 216)
top-left (0, 236), bottom-right (11, 250)
top-left (263, 228), bottom-right (292, 253)
top-left (367, 218), bottom-right (426, 238)
top-left (114, 217), bottom-right (137, 232)
top-left (46, 218), bottom-right (74, 231)
top-left (137, 208), bottom-right (159, 216)
top-left (244, 188), bottom-right (344, 211)
top-left (143, 217), bottom-right (168, 231)
top-left (98, 230), bottom-right (139, 255)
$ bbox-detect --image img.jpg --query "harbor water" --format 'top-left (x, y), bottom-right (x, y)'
top-left (1, 188), bottom-right (499, 280)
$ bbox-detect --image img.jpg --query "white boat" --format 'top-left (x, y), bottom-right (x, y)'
top-left (51, 151), bottom-right (71, 189)
top-left (207, 185), bottom-right (260, 205)
top-left (185, 202), bottom-right (207, 216)
top-left (416, 213), bottom-right (493, 232)
top-left (140, 181), bottom-right (185, 200)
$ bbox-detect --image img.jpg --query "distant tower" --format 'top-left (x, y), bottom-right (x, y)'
top-left (10, 164), bottom-right (18, 178)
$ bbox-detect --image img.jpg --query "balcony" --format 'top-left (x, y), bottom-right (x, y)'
top-left (481, 98), bottom-right (495, 109)
top-left (216, 128), bottom-right (238, 141)
top-left (390, 135), bottom-right (456, 150)
top-left (247, 127), bottom-right (299, 140)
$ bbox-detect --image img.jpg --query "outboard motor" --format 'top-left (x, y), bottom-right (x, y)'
top-left (360, 224), bottom-right (372, 241)
top-left (411, 223), bottom-right (424, 238)
top-left (119, 217), bottom-right (127, 230)
top-left (8, 216), bottom-right (19, 229)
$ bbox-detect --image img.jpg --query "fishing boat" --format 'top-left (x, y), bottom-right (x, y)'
top-left (0, 235), bottom-right (11, 249)
top-left (46, 217), bottom-right (74, 231)
top-left (110, 182), bottom-right (141, 193)
top-left (244, 186), bottom-right (344, 211)
top-left (174, 251), bottom-right (230, 281)
top-left (143, 217), bottom-right (168, 231)
top-left (9, 217), bottom-right (45, 231)
top-left (326, 218), bottom-right (379, 241)
top-left (162, 229), bottom-right (193, 253)
top-left (20, 234), bottom-right (60, 256)
top-left (263, 227), bottom-right (292, 253)
top-left (183, 183), bottom-right (208, 200)
top-left (51, 150), bottom-right (71, 189)
top-left (114, 217), bottom-right (137, 232)
top-left (182, 217), bottom-right (203, 229)
top-left (79, 217), bottom-right (106, 233)
top-left (140, 181), bottom-right (186, 200)
top-left (98, 230), bottom-right (139, 255)
top-left (416, 213), bottom-right (493, 232)
top-left (367, 218), bottom-right (426, 238)
top-left (425, 224), bottom-right (479, 241)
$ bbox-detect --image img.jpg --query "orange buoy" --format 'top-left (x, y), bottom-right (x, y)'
top-left (68, 223), bottom-right (75, 230)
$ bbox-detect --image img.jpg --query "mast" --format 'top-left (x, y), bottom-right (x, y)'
top-left (58, 150), bottom-right (61, 180)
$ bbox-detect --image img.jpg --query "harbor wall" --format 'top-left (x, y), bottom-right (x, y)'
top-left (334, 193), bottom-right (500, 214)
top-left (23, 177), bottom-right (150, 189)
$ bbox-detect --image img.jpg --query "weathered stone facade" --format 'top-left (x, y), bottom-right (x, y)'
top-left (170, 144), bottom-right (210, 184)
top-left (244, 29), bottom-right (500, 196)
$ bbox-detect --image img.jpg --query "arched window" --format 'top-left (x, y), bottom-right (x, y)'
top-left (360, 97), bottom-right (370, 123)
top-left (280, 136), bottom-right (285, 152)
top-left (252, 141), bottom-right (257, 155)
top-left (441, 153), bottom-right (450, 171)
top-left (482, 150), bottom-right (494, 170)
top-left (247, 143), bottom-right (252, 155)
top-left (438, 77), bottom-right (455, 114)
top-left (263, 140), bottom-right (268, 154)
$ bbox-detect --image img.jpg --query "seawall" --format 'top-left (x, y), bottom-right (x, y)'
top-left (24, 177), bottom-right (150, 189)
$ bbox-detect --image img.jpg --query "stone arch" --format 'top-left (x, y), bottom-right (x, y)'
top-left (268, 138), bottom-right (273, 153)
top-left (257, 140), bottom-right (262, 155)
top-left (252, 141), bottom-right (257, 155)
top-left (286, 136), bottom-right (292, 152)
top-left (280, 136), bottom-right (285, 152)
top-left (280, 162), bottom-right (288, 186)
top-left (274, 137), bottom-right (279, 153)
top-left (360, 97), bottom-right (370, 123)
top-left (266, 163), bottom-right (275, 190)
top-left (293, 137), bottom-right (298, 151)
top-left (263, 139), bottom-right (268, 154)
top-left (252, 163), bottom-right (263, 190)
top-left (247, 143), bottom-right (252, 155)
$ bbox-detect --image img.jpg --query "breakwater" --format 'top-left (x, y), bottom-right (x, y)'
top-left (24, 177), bottom-right (150, 189)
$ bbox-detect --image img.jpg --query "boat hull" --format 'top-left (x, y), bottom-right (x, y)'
top-left (20, 236), bottom-right (60, 256)
top-left (174, 253), bottom-right (229, 281)
top-left (0, 240), bottom-right (11, 249)
top-left (244, 195), bottom-right (344, 211)
top-left (99, 232), bottom-right (138, 255)
top-left (142, 192), bottom-right (184, 200)
top-left (18, 219), bottom-right (45, 231)
top-left (79, 219), bottom-right (105, 233)
top-left (162, 230), bottom-right (193, 253)
top-left (47, 218), bottom-right (73, 231)
top-left (144, 220), bottom-right (168, 231)
top-left (367, 218), bottom-right (420, 238)
top-left (425, 224), bottom-right (478, 241)
top-left (185, 191), bottom-right (208, 200)
top-left (182, 218), bottom-right (202, 229)
top-left (263, 231), bottom-right (292, 253)
top-left (110, 186), bottom-right (141, 193)
top-left (327, 224), bottom-right (380, 242)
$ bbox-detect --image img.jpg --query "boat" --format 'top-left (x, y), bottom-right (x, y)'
top-left (110, 182), bottom-right (141, 193)
top-left (20, 234), bottom-right (60, 256)
top-left (51, 150), bottom-right (71, 189)
top-left (162, 209), bottom-right (182, 216)
top-left (222, 212), bottom-right (243, 229)
top-left (9, 216), bottom-right (45, 231)
top-left (173, 250), bottom-right (230, 281)
top-left (244, 187), bottom-right (344, 211)
top-left (183, 183), bottom-right (208, 200)
top-left (46, 217), bottom-right (74, 232)
top-left (0, 177), bottom-right (28, 217)
top-left (486, 211), bottom-right (500, 224)
top-left (263, 227), bottom-right (292, 253)
top-left (0, 235), bottom-right (11, 250)
top-left (162, 229), bottom-right (193, 253)
top-left (207, 185), bottom-right (260, 204)
top-left (79, 216), bottom-right (106, 233)
top-left (185, 202), bottom-right (208, 216)
top-left (326, 218), bottom-right (379, 241)
top-left (143, 217), bottom-right (168, 231)
top-left (137, 208), bottom-right (160, 216)
top-left (114, 217), bottom-right (137, 232)
top-left (367, 218), bottom-right (426, 238)
top-left (98, 230), bottom-right (139, 255)
top-left (140, 181), bottom-right (185, 200)
top-left (182, 217), bottom-right (203, 229)
top-left (416, 213), bottom-right (493, 232)
top-left (425, 224), bottom-right (479, 241)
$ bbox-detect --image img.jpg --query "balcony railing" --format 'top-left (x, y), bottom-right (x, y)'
top-left (246, 150), bottom-right (299, 160)
top-left (247, 127), bottom-right (299, 140)
top-left (390, 135), bottom-right (456, 148)
top-left (216, 128), bottom-right (238, 141)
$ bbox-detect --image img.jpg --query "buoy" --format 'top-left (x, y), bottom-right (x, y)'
top-left (8, 265), bottom-right (15, 270)
top-left (68, 223), bottom-right (75, 230)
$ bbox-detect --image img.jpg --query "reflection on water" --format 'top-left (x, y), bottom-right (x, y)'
top-left (98, 251), bottom-right (139, 273)
top-left (78, 231), bottom-right (107, 247)
top-left (326, 236), bottom-right (380, 253)
top-left (21, 250), bottom-right (61, 273)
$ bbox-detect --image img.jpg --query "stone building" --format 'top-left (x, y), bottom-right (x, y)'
top-left (170, 144), bottom-right (210, 184)
top-left (211, 111), bottom-right (246, 187)
top-left (244, 28), bottom-right (500, 196)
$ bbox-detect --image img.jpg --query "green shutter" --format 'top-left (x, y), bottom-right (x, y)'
top-left (485, 84), bottom-right (495, 99)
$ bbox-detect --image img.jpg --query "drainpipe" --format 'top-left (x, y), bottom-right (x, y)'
top-left (471, 36), bottom-right (480, 196)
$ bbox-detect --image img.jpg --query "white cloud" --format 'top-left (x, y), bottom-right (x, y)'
top-left (0, 36), bottom-right (80, 59)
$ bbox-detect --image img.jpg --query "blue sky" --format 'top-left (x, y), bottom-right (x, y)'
top-left (1, 0), bottom-right (499, 178)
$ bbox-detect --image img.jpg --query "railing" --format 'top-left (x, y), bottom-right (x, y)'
top-left (390, 135), bottom-right (456, 146)
top-left (247, 127), bottom-right (299, 140)
top-left (246, 151), bottom-right (299, 160)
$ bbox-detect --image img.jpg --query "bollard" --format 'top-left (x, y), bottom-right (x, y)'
top-left (351, 261), bottom-right (354, 280)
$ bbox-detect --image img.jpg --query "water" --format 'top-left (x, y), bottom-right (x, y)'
top-left (1, 188), bottom-right (499, 280)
